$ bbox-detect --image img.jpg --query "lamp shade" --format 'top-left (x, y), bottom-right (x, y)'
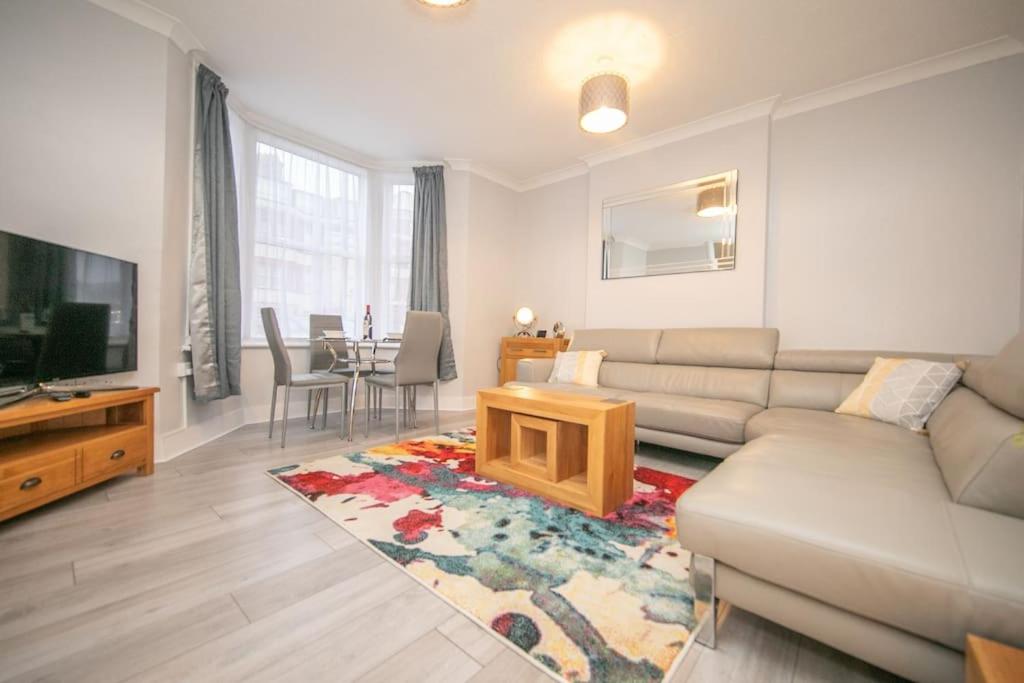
top-left (514, 307), bottom-right (536, 326)
top-left (417, 0), bottom-right (469, 6)
top-left (579, 74), bottom-right (629, 134)
top-left (696, 185), bottom-right (729, 217)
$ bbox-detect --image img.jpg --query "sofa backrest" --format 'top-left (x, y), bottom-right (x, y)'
top-left (570, 329), bottom-right (662, 363)
top-left (768, 349), bottom-right (976, 411)
top-left (570, 327), bottom-right (779, 406)
top-left (928, 332), bottom-right (1024, 519)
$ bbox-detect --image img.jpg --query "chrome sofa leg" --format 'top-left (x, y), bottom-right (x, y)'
top-left (692, 553), bottom-right (717, 649)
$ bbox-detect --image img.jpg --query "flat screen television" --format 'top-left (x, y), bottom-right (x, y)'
top-left (0, 230), bottom-right (138, 389)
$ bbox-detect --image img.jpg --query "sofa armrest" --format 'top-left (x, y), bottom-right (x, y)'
top-left (514, 358), bottom-right (554, 383)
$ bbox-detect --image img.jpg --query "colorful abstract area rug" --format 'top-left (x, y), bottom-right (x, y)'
top-left (268, 428), bottom-right (699, 683)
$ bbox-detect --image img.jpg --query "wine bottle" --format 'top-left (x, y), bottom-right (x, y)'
top-left (362, 304), bottom-right (373, 340)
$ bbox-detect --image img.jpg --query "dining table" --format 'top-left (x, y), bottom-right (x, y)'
top-left (309, 336), bottom-right (403, 440)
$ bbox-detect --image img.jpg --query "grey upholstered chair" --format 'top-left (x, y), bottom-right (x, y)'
top-left (365, 311), bottom-right (442, 440)
top-left (262, 308), bottom-right (354, 448)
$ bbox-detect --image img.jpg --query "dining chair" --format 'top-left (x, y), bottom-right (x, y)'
top-left (308, 314), bottom-right (344, 424)
top-left (262, 308), bottom-right (355, 448)
top-left (364, 311), bottom-right (442, 441)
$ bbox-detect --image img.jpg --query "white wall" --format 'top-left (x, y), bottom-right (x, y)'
top-left (461, 173), bottom-right (523, 395)
top-left (516, 175), bottom-right (589, 333)
top-left (585, 117), bottom-right (772, 329)
top-left (767, 54), bottom-right (1024, 353)
top-left (159, 40), bottom-right (192, 435)
top-left (0, 1), bottom-right (181, 439)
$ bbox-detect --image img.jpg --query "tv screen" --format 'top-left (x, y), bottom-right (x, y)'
top-left (0, 231), bottom-right (138, 388)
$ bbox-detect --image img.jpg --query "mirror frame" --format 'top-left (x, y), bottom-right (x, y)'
top-left (601, 169), bottom-right (739, 280)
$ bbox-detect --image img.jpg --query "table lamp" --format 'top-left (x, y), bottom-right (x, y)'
top-left (513, 307), bottom-right (536, 337)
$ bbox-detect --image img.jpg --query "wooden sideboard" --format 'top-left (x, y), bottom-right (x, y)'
top-left (498, 336), bottom-right (570, 385)
top-left (0, 388), bottom-right (158, 522)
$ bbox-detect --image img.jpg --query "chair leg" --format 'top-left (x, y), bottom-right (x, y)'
top-left (306, 390), bottom-right (312, 420)
top-left (365, 379), bottom-right (371, 437)
top-left (394, 389), bottom-right (400, 442)
top-left (412, 386), bottom-right (418, 428)
top-left (322, 388), bottom-right (329, 429)
top-left (433, 381), bottom-right (439, 434)
top-left (344, 384), bottom-right (349, 421)
top-left (268, 384), bottom-right (278, 438)
top-left (348, 379), bottom-right (358, 442)
top-left (309, 389), bottom-right (319, 429)
top-left (281, 385), bottom-right (291, 449)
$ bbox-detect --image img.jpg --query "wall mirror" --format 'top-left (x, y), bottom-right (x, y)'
top-left (601, 170), bottom-right (738, 279)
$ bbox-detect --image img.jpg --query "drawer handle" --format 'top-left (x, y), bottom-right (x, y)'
top-left (110, 449), bottom-right (126, 460)
top-left (20, 477), bottom-right (42, 491)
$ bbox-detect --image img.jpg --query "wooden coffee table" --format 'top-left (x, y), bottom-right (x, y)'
top-left (475, 386), bottom-right (636, 516)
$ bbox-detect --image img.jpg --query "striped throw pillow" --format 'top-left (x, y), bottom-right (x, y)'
top-left (836, 357), bottom-right (962, 431)
top-left (547, 350), bottom-right (607, 387)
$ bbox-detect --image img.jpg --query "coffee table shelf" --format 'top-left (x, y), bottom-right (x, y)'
top-left (475, 386), bottom-right (635, 516)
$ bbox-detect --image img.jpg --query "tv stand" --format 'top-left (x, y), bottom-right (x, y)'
top-left (0, 387), bottom-right (158, 522)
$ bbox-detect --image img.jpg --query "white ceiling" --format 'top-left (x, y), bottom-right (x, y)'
top-left (142, 0), bottom-right (1022, 183)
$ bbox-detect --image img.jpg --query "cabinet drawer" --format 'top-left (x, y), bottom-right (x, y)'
top-left (0, 453), bottom-right (77, 512)
top-left (82, 428), bottom-right (148, 481)
top-left (506, 345), bottom-right (558, 358)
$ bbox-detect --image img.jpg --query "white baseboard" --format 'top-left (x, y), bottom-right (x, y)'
top-left (158, 406), bottom-right (247, 463)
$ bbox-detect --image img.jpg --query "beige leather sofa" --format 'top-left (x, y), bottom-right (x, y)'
top-left (514, 328), bottom-right (1024, 683)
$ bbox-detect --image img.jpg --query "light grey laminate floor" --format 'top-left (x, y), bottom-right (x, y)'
top-left (0, 408), bottom-right (902, 682)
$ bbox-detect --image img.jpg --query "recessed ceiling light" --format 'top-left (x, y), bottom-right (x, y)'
top-left (579, 73), bottom-right (629, 134)
top-left (418, 0), bottom-right (470, 7)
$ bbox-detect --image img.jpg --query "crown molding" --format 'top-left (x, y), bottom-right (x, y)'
top-left (580, 96), bottom-right (780, 169)
top-left (87, 0), bottom-right (204, 54)
top-left (444, 159), bottom-right (524, 192)
top-left (232, 99), bottom-right (440, 173)
top-left (518, 163), bottom-right (590, 192)
top-left (774, 36), bottom-right (1024, 119)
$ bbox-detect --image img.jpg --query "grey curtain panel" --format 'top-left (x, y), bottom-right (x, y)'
top-left (190, 64), bottom-right (241, 401)
top-left (409, 165), bottom-right (457, 381)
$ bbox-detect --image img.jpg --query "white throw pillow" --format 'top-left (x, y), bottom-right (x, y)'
top-left (547, 350), bottom-right (607, 387)
top-left (836, 357), bottom-right (962, 431)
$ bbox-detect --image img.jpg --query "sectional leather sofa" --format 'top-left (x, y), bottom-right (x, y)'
top-left (513, 328), bottom-right (1024, 683)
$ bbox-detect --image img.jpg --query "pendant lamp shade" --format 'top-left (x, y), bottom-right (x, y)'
top-left (697, 184), bottom-right (730, 217)
top-left (579, 73), bottom-right (629, 134)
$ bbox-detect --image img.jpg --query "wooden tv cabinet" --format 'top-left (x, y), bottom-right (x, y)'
top-left (0, 387), bottom-right (158, 522)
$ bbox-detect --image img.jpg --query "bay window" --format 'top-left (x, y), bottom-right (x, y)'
top-left (233, 121), bottom-right (414, 343)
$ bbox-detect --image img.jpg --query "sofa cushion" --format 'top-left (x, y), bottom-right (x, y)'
top-left (676, 435), bottom-right (972, 650)
top-left (547, 350), bottom-right (606, 387)
top-left (928, 387), bottom-right (1024, 519)
top-left (655, 328), bottom-right (779, 369)
top-left (570, 329), bottom-right (662, 364)
top-left (745, 407), bottom-right (932, 459)
top-left (619, 391), bottom-right (762, 443)
top-left (773, 349), bottom-right (957, 373)
top-left (599, 362), bottom-right (771, 406)
top-left (834, 357), bottom-right (962, 431)
top-left (768, 370), bottom-right (866, 411)
top-left (980, 330), bottom-right (1024, 419)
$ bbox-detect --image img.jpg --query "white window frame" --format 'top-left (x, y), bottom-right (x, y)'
top-left (232, 113), bottom-right (414, 348)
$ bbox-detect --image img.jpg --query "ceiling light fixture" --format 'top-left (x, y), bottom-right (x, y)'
top-left (417, 0), bottom-right (470, 6)
top-left (696, 185), bottom-right (730, 218)
top-left (579, 73), bottom-right (629, 134)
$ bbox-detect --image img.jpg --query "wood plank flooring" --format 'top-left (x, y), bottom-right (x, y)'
top-left (0, 409), bottom-right (901, 682)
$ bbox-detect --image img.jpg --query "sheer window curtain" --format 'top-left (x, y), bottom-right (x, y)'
top-left (230, 114), bottom-right (414, 343)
